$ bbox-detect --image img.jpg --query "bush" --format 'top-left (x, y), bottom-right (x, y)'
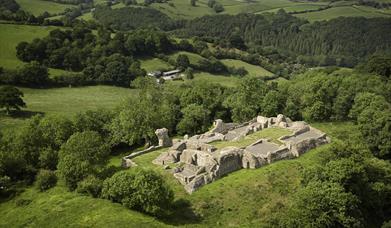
top-left (102, 169), bottom-right (174, 216)
top-left (36, 169), bottom-right (57, 191)
top-left (76, 175), bottom-right (103, 198)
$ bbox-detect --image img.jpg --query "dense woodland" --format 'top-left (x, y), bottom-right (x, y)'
top-left (88, 6), bottom-right (391, 67)
top-left (176, 11), bottom-right (391, 66)
top-left (93, 6), bottom-right (180, 31)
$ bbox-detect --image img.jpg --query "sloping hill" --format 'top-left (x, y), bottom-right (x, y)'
top-left (15, 0), bottom-right (74, 15)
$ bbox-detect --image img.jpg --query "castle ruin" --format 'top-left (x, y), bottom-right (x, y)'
top-left (153, 114), bottom-right (330, 193)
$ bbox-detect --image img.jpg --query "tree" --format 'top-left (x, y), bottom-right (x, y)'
top-left (190, 0), bottom-right (196, 6)
top-left (100, 60), bottom-right (130, 86)
top-left (207, 0), bottom-right (216, 8)
top-left (102, 169), bottom-right (174, 216)
top-left (283, 98), bottom-right (301, 120)
top-left (17, 61), bottom-right (49, 86)
top-left (38, 115), bottom-right (75, 150)
top-left (349, 92), bottom-right (389, 121)
top-left (261, 90), bottom-right (285, 117)
top-left (358, 55), bottom-right (391, 78)
top-left (358, 107), bottom-right (391, 159)
top-left (0, 86), bottom-right (26, 115)
top-left (213, 2), bottom-right (224, 13)
top-left (110, 77), bottom-right (177, 146)
top-left (73, 109), bottom-right (114, 137)
top-left (193, 40), bottom-right (208, 54)
top-left (282, 181), bottom-right (361, 227)
top-left (229, 33), bottom-right (245, 49)
top-left (58, 131), bottom-right (109, 190)
top-left (179, 81), bottom-right (227, 120)
top-left (176, 54), bottom-right (190, 70)
top-left (224, 77), bottom-right (268, 122)
top-left (178, 39), bottom-right (193, 51)
top-left (302, 100), bottom-right (330, 121)
top-left (300, 141), bottom-right (391, 227)
top-left (177, 104), bottom-right (210, 135)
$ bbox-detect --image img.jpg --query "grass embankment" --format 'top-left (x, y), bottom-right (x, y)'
top-left (0, 86), bottom-right (137, 132)
top-left (0, 121), bottom-right (356, 226)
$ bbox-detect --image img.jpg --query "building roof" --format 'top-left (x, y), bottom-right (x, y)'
top-left (163, 69), bottom-right (181, 76)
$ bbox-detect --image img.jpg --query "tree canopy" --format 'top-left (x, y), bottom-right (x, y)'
top-left (0, 86), bottom-right (26, 115)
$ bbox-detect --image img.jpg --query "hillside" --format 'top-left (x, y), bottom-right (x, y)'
top-left (1, 0), bottom-right (391, 227)
top-left (0, 121), bottom-right (355, 227)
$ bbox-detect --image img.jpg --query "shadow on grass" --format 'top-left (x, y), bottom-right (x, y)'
top-left (0, 110), bottom-right (44, 119)
top-left (161, 198), bottom-right (201, 226)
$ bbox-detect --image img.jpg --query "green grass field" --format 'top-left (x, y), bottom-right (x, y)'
top-left (75, 0), bottom-right (391, 21)
top-left (0, 24), bottom-right (55, 69)
top-left (15, 0), bottom-right (75, 15)
top-left (192, 72), bottom-right (240, 87)
top-left (221, 59), bottom-right (274, 78)
top-left (140, 58), bottom-right (173, 72)
top-left (296, 5), bottom-right (391, 22)
top-left (260, 3), bottom-right (329, 13)
top-left (150, 0), bottom-right (214, 19)
top-left (0, 86), bottom-right (137, 131)
top-left (0, 24), bottom-right (66, 76)
top-left (168, 51), bottom-right (207, 65)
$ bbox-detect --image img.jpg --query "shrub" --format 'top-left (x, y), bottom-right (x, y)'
top-left (76, 175), bottom-right (103, 198)
top-left (36, 169), bottom-right (57, 191)
top-left (102, 169), bottom-right (174, 216)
